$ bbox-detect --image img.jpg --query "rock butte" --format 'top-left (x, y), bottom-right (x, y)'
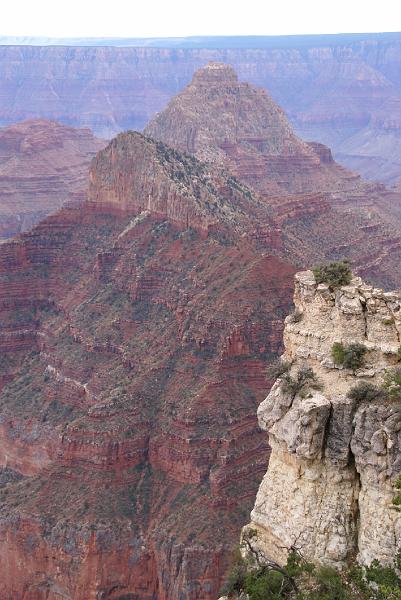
top-left (245, 270), bottom-right (401, 567)
top-left (146, 62), bottom-right (401, 288)
top-left (0, 119), bottom-right (105, 239)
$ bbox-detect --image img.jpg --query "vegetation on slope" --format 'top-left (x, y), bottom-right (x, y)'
top-left (221, 529), bottom-right (401, 600)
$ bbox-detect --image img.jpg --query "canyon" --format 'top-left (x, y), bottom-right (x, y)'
top-left (1, 62), bottom-right (401, 598)
top-left (0, 119), bottom-right (105, 239)
top-left (145, 62), bottom-right (401, 288)
top-left (1, 33), bottom-right (401, 182)
top-left (0, 130), bottom-right (296, 599)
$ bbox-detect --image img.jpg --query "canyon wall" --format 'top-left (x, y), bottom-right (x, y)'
top-left (2, 34), bottom-right (401, 182)
top-left (0, 119), bottom-right (105, 239)
top-left (144, 63), bottom-right (401, 291)
top-left (1, 62), bottom-right (401, 597)
top-left (245, 270), bottom-right (401, 567)
top-left (0, 131), bottom-right (295, 599)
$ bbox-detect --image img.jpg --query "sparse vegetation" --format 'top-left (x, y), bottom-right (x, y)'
top-left (267, 360), bottom-right (292, 381)
top-left (348, 381), bottom-right (383, 403)
top-left (221, 528), bottom-right (401, 599)
top-left (313, 260), bottom-right (352, 289)
top-left (331, 342), bottom-right (367, 372)
top-left (281, 366), bottom-right (322, 398)
top-left (392, 494), bottom-right (401, 507)
top-left (382, 368), bottom-right (401, 399)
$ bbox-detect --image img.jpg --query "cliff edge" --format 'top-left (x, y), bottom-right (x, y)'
top-left (244, 269), bottom-right (401, 568)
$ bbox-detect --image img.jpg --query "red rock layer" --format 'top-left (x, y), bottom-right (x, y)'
top-left (0, 119), bottom-right (105, 239)
top-left (0, 133), bottom-right (295, 599)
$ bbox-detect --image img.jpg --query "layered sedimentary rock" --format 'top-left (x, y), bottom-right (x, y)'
top-left (145, 63), bottom-right (401, 288)
top-left (246, 271), bottom-right (401, 567)
top-left (145, 62), bottom-right (363, 197)
top-left (2, 34), bottom-right (401, 182)
top-left (0, 131), bottom-right (295, 599)
top-left (2, 63), bottom-right (401, 598)
top-left (0, 119), bottom-right (105, 239)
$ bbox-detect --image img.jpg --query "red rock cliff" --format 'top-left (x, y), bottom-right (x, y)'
top-left (0, 119), bottom-right (105, 239)
top-left (0, 131), bottom-right (295, 599)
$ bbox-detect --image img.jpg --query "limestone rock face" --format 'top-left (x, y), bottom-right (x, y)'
top-left (246, 270), bottom-right (401, 567)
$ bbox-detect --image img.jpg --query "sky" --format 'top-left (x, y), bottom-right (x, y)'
top-left (2, 0), bottom-right (401, 38)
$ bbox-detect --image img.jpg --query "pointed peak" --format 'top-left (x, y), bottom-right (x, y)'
top-left (191, 62), bottom-right (238, 85)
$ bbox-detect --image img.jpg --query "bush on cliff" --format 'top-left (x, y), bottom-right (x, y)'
top-left (221, 538), bottom-right (401, 600)
top-left (313, 260), bottom-right (352, 289)
top-left (281, 366), bottom-right (323, 398)
top-left (266, 360), bottom-right (292, 381)
top-left (347, 381), bottom-right (384, 403)
top-left (382, 368), bottom-right (401, 399)
top-left (331, 342), bottom-right (367, 372)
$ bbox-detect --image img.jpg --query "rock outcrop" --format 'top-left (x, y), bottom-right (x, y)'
top-left (145, 62), bottom-right (362, 198)
top-left (145, 63), bottom-right (401, 290)
top-left (0, 119), bottom-right (105, 239)
top-left (246, 270), bottom-right (401, 567)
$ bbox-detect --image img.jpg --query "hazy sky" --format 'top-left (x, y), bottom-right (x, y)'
top-left (2, 0), bottom-right (401, 38)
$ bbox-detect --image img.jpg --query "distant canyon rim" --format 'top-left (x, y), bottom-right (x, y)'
top-left (1, 32), bottom-right (401, 184)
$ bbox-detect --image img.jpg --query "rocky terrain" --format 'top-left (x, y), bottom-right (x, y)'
top-left (145, 62), bottom-right (359, 197)
top-left (1, 63), bottom-right (401, 598)
top-left (0, 130), bottom-right (297, 599)
top-left (245, 269), bottom-right (401, 569)
top-left (0, 119), bottom-right (105, 240)
top-left (1, 33), bottom-right (401, 182)
top-left (145, 63), bottom-right (401, 287)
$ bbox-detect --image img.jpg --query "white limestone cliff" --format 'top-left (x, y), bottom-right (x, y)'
top-left (244, 270), bottom-right (401, 567)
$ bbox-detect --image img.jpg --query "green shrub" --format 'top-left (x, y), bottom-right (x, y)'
top-left (366, 558), bottom-right (401, 589)
top-left (382, 369), bottom-right (401, 399)
top-left (281, 366), bottom-right (322, 398)
top-left (348, 382), bottom-right (383, 402)
top-left (244, 568), bottom-right (292, 600)
top-left (221, 545), bottom-right (401, 600)
top-left (311, 565), bottom-right (349, 600)
top-left (331, 342), bottom-right (366, 371)
top-left (392, 494), bottom-right (401, 507)
top-left (312, 260), bottom-right (352, 289)
top-left (267, 360), bottom-right (292, 381)
top-left (397, 346), bottom-right (401, 363)
top-left (332, 342), bottom-right (346, 365)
